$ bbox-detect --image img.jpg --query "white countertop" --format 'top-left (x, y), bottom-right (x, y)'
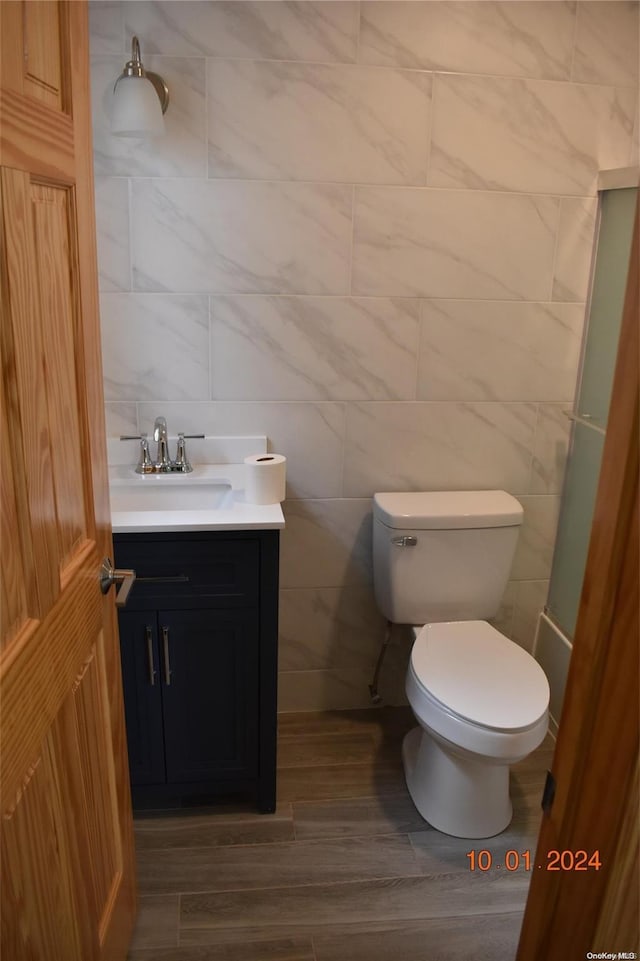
top-left (109, 462), bottom-right (285, 533)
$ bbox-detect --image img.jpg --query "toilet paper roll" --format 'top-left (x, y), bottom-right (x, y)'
top-left (244, 453), bottom-right (286, 505)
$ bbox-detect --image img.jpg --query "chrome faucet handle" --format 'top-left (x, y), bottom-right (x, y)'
top-left (136, 436), bottom-right (153, 473)
top-left (120, 433), bottom-right (154, 474)
top-left (173, 433), bottom-right (204, 473)
top-left (174, 433), bottom-right (192, 473)
top-left (153, 416), bottom-right (173, 472)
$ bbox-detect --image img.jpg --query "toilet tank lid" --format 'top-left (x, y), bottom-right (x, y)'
top-left (373, 491), bottom-right (523, 530)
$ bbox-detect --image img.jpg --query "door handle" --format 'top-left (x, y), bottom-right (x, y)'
top-left (161, 626), bottom-right (172, 685)
top-left (99, 558), bottom-right (136, 607)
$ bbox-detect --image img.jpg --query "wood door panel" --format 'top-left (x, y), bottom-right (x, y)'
top-left (0, 88), bottom-right (75, 180)
top-left (32, 181), bottom-right (89, 569)
top-left (1, 751), bottom-right (84, 961)
top-left (23, 1), bottom-right (64, 109)
top-left (0, 376), bottom-right (32, 645)
top-left (1, 166), bottom-right (59, 615)
top-left (49, 640), bottom-right (123, 950)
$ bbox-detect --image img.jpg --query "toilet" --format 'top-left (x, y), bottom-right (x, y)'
top-left (372, 490), bottom-right (549, 839)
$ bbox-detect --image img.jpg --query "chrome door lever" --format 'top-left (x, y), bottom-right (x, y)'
top-left (100, 558), bottom-right (136, 607)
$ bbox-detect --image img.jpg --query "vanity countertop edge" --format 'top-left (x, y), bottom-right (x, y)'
top-left (109, 460), bottom-right (285, 533)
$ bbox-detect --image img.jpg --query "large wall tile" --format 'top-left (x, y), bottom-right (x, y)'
top-left (343, 402), bottom-right (537, 497)
top-left (280, 500), bottom-right (374, 589)
top-left (491, 582), bottom-right (517, 640)
top-left (552, 198), bottom-right (598, 302)
top-left (529, 405), bottom-right (571, 494)
top-left (207, 61), bottom-right (430, 184)
top-left (94, 177), bottom-right (130, 292)
top-left (278, 669), bottom-right (375, 713)
top-left (100, 294), bottom-right (209, 401)
top-left (512, 580), bottom-right (549, 653)
top-left (105, 403), bottom-right (138, 437)
top-left (210, 403), bottom-right (346, 500)
top-left (133, 402), bottom-right (218, 440)
top-left (279, 586), bottom-right (385, 672)
top-left (429, 75), bottom-right (635, 196)
top-left (359, 1), bottom-right (576, 80)
top-left (210, 297), bottom-right (420, 401)
top-left (352, 188), bottom-right (558, 299)
top-left (124, 1), bottom-right (358, 62)
top-left (131, 180), bottom-right (352, 295)
top-left (91, 56), bottom-right (206, 177)
top-left (136, 401), bottom-right (346, 499)
top-left (418, 301), bottom-right (583, 402)
top-left (573, 1), bottom-right (639, 87)
top-left (88, 1), bottom-right (124, 55)
top-left (512, 495), bottom-right (561, 581)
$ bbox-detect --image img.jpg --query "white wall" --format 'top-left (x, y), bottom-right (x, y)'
top-left (90, 0), bottom-right (639, 711)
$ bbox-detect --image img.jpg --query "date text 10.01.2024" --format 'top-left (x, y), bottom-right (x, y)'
top-left (466, 849), bottom-right (602, 871)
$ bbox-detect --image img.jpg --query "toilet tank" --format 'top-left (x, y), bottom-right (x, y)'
top-left (373, 491), bottom-right (523, 624)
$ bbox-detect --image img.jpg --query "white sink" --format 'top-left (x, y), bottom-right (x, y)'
top-left (108, 460), bottom-right (284, 532)
top-left (110, 480), bottom-right (234, 514)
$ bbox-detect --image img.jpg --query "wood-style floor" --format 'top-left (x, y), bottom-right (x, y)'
top-left (128, 707), bottom-right (554, 961)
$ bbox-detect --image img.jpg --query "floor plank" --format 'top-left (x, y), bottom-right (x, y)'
top-left (180, 873), bottom-right (531, 941)
top-left (312, 912), bottom-right (523, 961)
top-left (277, 707), bottom-right (413, 740)
top-left (292, 793), bottom-right (429, 841)
top-left (277, 759), bottom-right (406, 803)
top-left (409, 823), bottom-right (539, 877)
top-left (277, 733), bottom-right (383, 769)
top-left (137, 834), bottom-right (422, 896)
top-left (128, 937), bottom-right (315, 961)
top-left (134, 805), bottom-right (295, 851)
top-left (129, 895), bottom-right (180, 950)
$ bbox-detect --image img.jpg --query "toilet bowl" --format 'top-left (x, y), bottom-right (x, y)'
top-left (403, 620), bottom-right (549, 838)
top-left (372, 489), bottom-right (551, 839)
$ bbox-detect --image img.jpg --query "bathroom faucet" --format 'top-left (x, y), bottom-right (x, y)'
top-left (153, 416), bottom-right (173, 472)
top-left (120, 418), bottom-right (204, 473)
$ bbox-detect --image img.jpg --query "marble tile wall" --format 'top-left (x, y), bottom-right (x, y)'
top-left (90, 0), bottom-right (640, 712)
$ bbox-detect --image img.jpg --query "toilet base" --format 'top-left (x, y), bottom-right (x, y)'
top-left (402, 726), bottom-right (513, 839)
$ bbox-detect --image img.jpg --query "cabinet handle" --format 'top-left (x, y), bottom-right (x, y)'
top-left (161, 626), bottom-right (172, 686)
top-left (145, 626), bottom-right (156, 686)
top-left (136, 575), bottom-right (190, 584)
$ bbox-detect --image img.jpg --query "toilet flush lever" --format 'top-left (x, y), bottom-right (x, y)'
top-left (391, 535), bottom-right (417, 547)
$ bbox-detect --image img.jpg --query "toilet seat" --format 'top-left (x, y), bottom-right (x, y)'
top-left (406, 620), bottom-right (549, 762)
top-left (410, 620), bottom-right (549, 732)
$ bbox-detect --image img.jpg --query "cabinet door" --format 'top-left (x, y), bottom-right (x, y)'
top-left (159, 610), bottom-right (259, 784)
top-left (118, 612), bottom-right (166, 786)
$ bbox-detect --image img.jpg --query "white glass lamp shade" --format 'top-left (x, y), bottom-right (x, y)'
top-left (111, 75), bottom-right (165, 138)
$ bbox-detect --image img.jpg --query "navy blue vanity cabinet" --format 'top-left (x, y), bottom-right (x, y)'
top-left (113, 530), bottom-right (279, 813)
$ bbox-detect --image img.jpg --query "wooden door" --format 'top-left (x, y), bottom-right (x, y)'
top-left (517, 199), bottom-right (639, 956)
top-left (0, 3), bottom-right (136, 959)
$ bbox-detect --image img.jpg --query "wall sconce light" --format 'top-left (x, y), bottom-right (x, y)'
top-left (111, 36), bottom-right (169, 138)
